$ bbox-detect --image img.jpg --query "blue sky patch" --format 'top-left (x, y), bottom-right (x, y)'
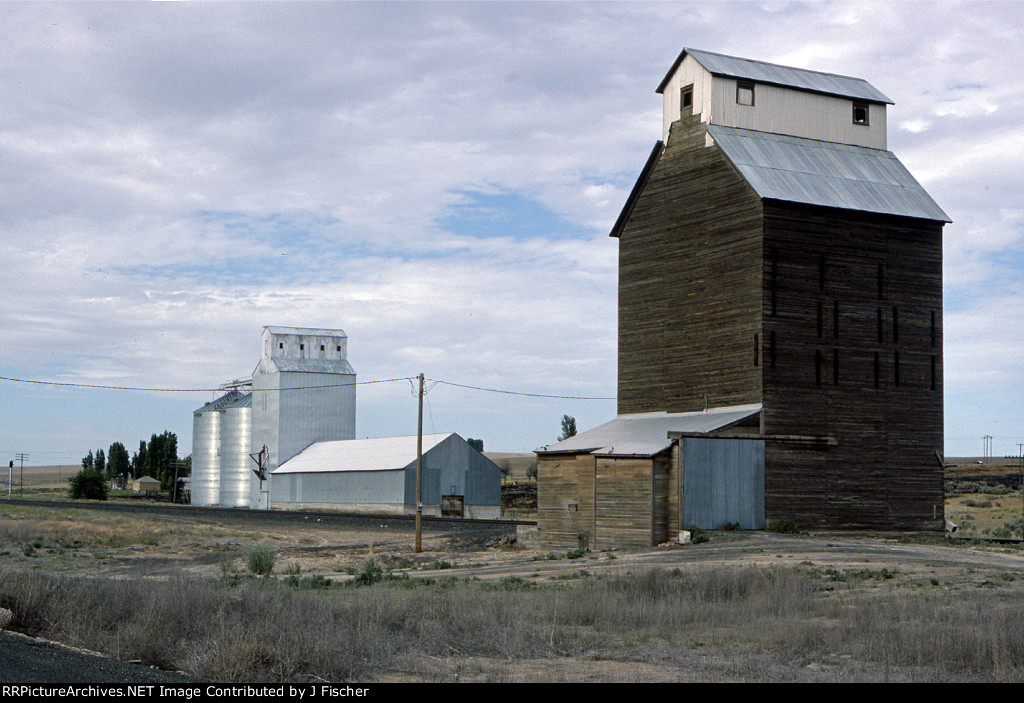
top-left (439, 191), bottom-right (587, 241)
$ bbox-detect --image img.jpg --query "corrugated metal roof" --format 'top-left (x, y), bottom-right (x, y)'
top-left (658, 48), bottom-right (892, 104)
top-left (264, 326), bottom-right (347, 338)
top-left (272, 433), bottom-right (454, 474)
top-left (193, 390), bottom-right (252, 414)
top-left (268, 358), bottom-right (356, 375)
top-left (535, 404), bottom-right (762, 457)
top-left (709, 125), bottom-right (951, 222)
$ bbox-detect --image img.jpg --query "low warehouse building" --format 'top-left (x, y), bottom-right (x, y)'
top-left (270, 432), bottom-right (502, 518)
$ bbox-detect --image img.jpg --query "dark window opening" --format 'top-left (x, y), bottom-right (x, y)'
top-left (737, 81), bottom-right (755, 106)
top-left (681, 86), bottom-right (693, 111)
top-left (320, 345), bottom-right (325, 351)
top-left (336, 345), bottom-right (341, 352)
top-left (278, 342), bottom-right (283, 350)
top-left (299, 344), bottom-right (304, 351)
top-left (853, 102), bottom-right (870, 125)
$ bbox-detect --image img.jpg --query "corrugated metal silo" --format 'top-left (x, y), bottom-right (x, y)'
top-left (218, 400), bottom-right (253, 508)
top-left (191, 405), bottom-right (221, 505)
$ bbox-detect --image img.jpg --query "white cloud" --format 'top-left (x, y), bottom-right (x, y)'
top-left (1, 1), bottom-right (1022, 458)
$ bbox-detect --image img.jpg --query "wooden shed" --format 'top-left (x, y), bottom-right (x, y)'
top-left (537, 405), bottom-right (763, 548)
top-left (540, 49), bottom-right (949, 546)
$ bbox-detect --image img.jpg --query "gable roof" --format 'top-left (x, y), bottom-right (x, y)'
top-left (708, 125), bottom-right (951, 222)
top-left (272, 433), bottom-right (455, 474)
top-left (264, 326), bottom-right (347, 338)
top-left (535, 404), bottom-right (762, 457)
top-left (657, 48), bottom-right (892, 104)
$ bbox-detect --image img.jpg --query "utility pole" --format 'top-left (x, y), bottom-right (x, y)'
top-left (7, 460), bottom-right (12, 500)
top-left (15, 454), bottom-right (27, 497)
top-left (415, 373), bottom-right (424, 553)
top-left (1019, 443), bottom-right (1024, 537)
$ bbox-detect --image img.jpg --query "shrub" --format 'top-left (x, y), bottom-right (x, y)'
top-left (766, 519), bottom-right (800, 535)
top-left (68, 469), bottom-right (108, 500)
top-left (245, 544), bottom-right (276, 576)
top-left (352, 559), bottom-right (384, 586)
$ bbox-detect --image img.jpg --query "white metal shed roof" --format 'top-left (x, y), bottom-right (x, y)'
top-left (272, 433), bottom-right (454, 474)
top-left (535, 404), bottom-right (762, 457)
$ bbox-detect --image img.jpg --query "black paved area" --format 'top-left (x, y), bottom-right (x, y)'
top-left (0, 630), bottom-right (202, 684)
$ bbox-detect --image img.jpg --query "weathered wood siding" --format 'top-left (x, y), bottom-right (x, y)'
top-left (761, 203), bottom-right (944, 530)
top-left (614, 113), bottom-right (945, 534)
top-left (537, 453), bottom-right (594, 548)
top-left (594, 457), bottom-right (653, 547)
top-left (617, 115), bottom-right (764, 415)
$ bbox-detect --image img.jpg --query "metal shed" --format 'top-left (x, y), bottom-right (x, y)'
top-left (270, 432), bottom-right (501, 517)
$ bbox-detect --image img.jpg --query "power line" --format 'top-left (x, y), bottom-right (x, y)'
top-left (430, 379), bottom-right (614, 400)
top-left (0, 374), bottom-right (412, 393)
top-left (0, 373), bottom-right (616, 400)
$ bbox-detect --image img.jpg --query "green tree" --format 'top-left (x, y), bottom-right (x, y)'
top-left (558, 415), bottom-right (577, 441)
top-left (81, 450), bottom-right (94, 470)
top-left (133, 440), bottom-right (148, 479)
top-left (68, 468), bottom-right (108, 500)
top-left (466, 438), bottom-right (484, 452)
top-left (94, 448), bottom-right (106, 477)
top-left (107, 441), bottom-right (130, 479)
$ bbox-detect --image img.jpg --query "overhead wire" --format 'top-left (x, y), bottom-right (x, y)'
top-left (0, 373), bottom-right (615, 400)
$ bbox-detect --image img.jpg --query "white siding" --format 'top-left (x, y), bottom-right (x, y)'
top-left (661, 55), bottom-right (887, 149)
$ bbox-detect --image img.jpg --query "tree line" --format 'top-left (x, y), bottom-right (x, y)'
top-left (80, 431), bottom-right (190, 491)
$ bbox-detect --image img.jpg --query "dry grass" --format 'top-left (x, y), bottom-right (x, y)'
top-left (3, 561), bottom-right (1024, 682)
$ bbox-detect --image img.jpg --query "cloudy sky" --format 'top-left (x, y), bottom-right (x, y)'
top-left (1, 1), bottom-right (1022, 466)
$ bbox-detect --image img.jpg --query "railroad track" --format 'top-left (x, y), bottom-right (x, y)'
top-left (1, 497), bottom-right (535, 530)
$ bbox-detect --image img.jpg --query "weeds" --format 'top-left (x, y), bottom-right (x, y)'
top-left (245, 544), bottom-right (276, 576)
top-left (4, 562), bottom-right (1024, 682)
top-left (766, 519), bottom-right (800, 535)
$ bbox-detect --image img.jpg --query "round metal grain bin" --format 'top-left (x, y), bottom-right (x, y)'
top-left (191, 408), bottom-right (221, 506)
top-left (219, 403), bottom-right (253, 507)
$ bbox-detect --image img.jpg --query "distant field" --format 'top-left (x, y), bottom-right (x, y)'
top-left (484, 452), bottom-right (536, 478)
top-left (0, 465), bottom-right (77, 492)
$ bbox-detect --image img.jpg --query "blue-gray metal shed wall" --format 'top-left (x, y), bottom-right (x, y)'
top-left (682, 437), bottom-right (765, 529)
top-left (403, 434), bottom-right (502, 506)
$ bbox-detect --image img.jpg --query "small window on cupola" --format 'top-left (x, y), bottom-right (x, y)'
top-left (853, 102), bottom-right (870, 125)
top-left (681, 86), bottom-right (693, 110)
top-left (737, 81), bottom-right (755, 106)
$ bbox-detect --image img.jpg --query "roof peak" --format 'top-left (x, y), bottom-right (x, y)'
top-left (657, 48), bottom-right (892, 104)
